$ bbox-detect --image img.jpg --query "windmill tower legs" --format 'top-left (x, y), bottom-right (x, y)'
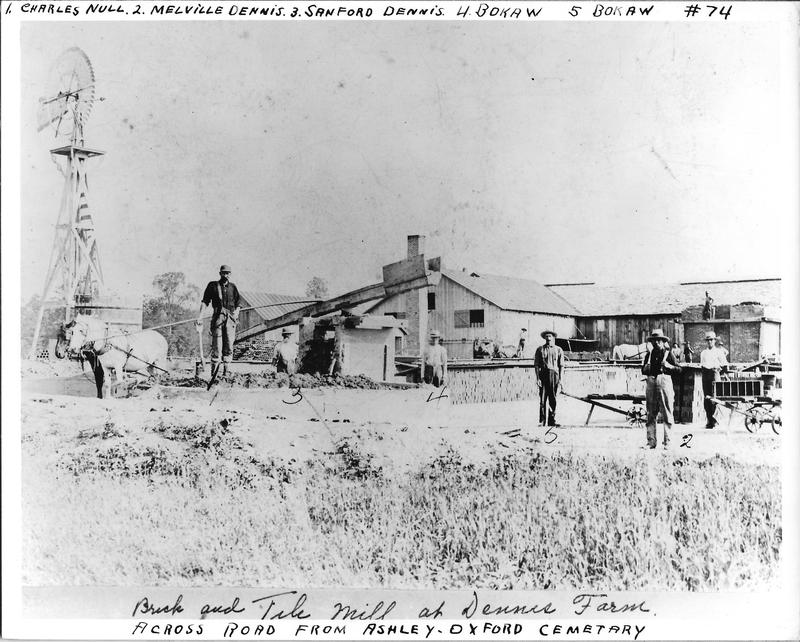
top-left (28, 146), bottom-right (104, 358)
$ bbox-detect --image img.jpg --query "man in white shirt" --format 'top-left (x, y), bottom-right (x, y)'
top-left (273, 328), bottom-right (299, 375)
top-left (425, 331), bottom-right (448, 387)
top-left (700, 331), bottom-right (728, 428)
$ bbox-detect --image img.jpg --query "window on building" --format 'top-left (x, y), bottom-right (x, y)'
top-left (469, 309), bottom-right (485, 328)
top-left (455, 309), bottom-right (485, 328)
top-left (597, 319), bottom-right (605, 331)
top-left (428, 292), bottom-right (436, 311)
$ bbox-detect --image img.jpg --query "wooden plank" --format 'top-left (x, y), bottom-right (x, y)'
top-left (382, 255), bottom-right (426, 287)
top-left (236, 264), bottom-right (441, 342)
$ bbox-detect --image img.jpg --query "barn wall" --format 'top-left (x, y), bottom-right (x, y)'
top-left (577, 315), bottom-right (681, 351)
top-left (371, 277), bottom-right (575, 358)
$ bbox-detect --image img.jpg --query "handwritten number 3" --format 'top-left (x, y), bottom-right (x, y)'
top-left (282, 387), bottom-right (303, 405)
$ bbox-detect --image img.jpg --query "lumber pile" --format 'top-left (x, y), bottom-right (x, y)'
top-left (448, 365), bottom-right (539, 404)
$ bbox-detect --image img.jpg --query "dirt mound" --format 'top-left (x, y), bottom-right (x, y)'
top-left (21, 359), bottom-right (82, 379)
top-left (170, 370), bottom-right (391, 390)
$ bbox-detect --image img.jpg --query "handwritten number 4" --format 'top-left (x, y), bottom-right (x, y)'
top-left (426, 386), bottom-right (449, 402)
top-left (282, 387), bottom-right (303, 405)
top-left (680, 433), bottom-right (693, 448)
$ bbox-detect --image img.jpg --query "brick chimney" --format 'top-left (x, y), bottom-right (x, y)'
top-left (405, 235), bottom-right (428, 356)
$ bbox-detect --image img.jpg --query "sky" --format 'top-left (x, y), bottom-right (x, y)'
top-left (18, 18), bottom-right (791, 302)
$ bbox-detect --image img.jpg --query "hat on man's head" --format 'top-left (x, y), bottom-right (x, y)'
top-left (219, 264), bottom-right (232, 273)
top-left (540, 330), bottom-right (557, 339)
top-left (430, 330), bottom-right (441, 339)
top-left (281, 328), bottom-right (293, 336)
top-left (647, 329), bottom-right (670, 343)
top-left (704, 331), bottom-right (717, 340)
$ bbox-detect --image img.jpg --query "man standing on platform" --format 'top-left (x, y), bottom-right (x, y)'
top-left (534, 330), bottom-right (564, 427)
top-left (196, 264), bottom-right (241, 377)
top-left (700, 331), bottom-right (729, 429)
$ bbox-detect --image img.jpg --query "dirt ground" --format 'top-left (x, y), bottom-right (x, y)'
top-left (20, 360), bottom-right (781, 472)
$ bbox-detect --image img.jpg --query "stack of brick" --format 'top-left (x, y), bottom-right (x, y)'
top-left (232, 337), bottom-right (278, 361)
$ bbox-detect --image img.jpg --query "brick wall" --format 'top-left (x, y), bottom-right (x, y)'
top-left (404, 235), bottom-right (427, 356)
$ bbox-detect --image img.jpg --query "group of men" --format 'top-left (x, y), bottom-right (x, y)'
top-left (427, 323), bottom-right (729, 445)
top-left (640, 328), bottom-right (729, 449)
top-left (195, 265), bottom-right (297, 377)
top-left (197, 265), bottom-right (729, 444)
top-left (426, 327), bottom-right (565, 427)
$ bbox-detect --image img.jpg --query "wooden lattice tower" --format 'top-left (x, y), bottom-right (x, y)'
top-left (28, 48), bottom-right (105, 357)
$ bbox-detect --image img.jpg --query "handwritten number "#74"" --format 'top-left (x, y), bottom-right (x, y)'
top-left (684, 4), bottom-right (732, 19)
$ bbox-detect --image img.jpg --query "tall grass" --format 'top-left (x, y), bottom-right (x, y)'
top-left (22, 423), bottom-right (780, 589)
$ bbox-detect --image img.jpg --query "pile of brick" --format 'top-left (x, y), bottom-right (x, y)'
top-left (232, 337), bottom-right (278, 361)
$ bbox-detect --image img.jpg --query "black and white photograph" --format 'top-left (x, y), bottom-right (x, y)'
top-left (3, 3), bottom-right (799, 639)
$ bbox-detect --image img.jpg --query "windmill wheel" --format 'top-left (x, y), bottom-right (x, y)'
top-left (37, 47), bottom-right (96, 141)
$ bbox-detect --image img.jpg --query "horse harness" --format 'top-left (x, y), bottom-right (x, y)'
top-left (81, 324), bottom-right (168, 374)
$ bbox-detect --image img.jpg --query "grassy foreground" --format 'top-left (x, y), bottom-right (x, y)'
top-left (23, 422), bottom-right (781, 589)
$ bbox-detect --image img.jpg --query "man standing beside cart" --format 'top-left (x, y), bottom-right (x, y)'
top-left (700, 331), bottom-right (729, 429)
top-left (641, 329), bottom-right (681, 449)
top-left (535, 330), bottom-right (564, 427)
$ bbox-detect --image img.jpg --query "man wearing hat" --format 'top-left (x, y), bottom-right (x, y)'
top-left (196, 265), bottom-right (241, 375)
top-left (273, 327), bottom-right (299, 375)
top-left (424, 331), bottom-right (448, 387)
top-left (700, 331), bottom-right (729, 428)
top-left (534, 330), bottom-right (564, 426)
top-left (641, 329), bottom-right (681, 448)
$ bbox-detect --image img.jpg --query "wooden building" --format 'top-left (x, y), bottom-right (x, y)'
top-left (298, 313), bottom-right (405, 381)
top-left (547, 278), bottom-right (781, 359)
top-left (366, 266), bottom-right (578, 360)
top-left (230, 291), bottom-right (308, 360)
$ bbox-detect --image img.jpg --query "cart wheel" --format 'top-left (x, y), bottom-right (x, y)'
top-left (743, 410), bottom-right (763, 433)
top-left (626, 405), bottom-right (646, 428)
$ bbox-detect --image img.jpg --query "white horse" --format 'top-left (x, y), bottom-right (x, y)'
top-left (612, 343), bottom-right (650, 361)
top-left (65, 315), bottom-right (168, 398)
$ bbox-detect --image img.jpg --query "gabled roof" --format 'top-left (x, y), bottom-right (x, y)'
top-left (442, 269), bottom-right (579, 316)
top-left (239, 291), bottom-right (311, 321)
top-left (547, 279), bottom-right (781, 317)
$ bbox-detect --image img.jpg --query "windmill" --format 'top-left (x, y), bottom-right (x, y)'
top-left (28, 47), bottom-right (106, 358)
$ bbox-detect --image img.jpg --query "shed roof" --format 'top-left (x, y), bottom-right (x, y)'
top-left (547, 279), bottom-right (781, 317)
top-left (442, 269), bottom-right (579, 316)
top-left (239, 291), bottom-right (312, 321)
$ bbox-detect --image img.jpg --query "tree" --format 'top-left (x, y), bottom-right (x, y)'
top-left (305, 276), bottom-right (329, 300)
top-left (145, 272), bottom-right (201, 358)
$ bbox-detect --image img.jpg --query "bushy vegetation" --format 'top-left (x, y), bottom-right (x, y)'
top-left (22, 423), bottom-right (781, 589)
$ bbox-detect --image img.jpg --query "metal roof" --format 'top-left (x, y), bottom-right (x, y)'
top-left (239, 291), bottom-right (312, 321)
top-left (442, 269), bottom-right (579, 316)
top-left (547, 279), bottom-right (781, 317)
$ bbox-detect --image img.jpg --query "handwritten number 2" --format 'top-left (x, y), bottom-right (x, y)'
top-left (680, 433), bottom-right (693, 448)
top-left (282, 386), bottom-right (303, 405)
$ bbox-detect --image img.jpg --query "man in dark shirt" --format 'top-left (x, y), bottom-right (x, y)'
top-left (641, 329), bottom-right (681, 449)
top-left (534, 330), bottom-right (564, 427)
top-left (196, 264), bottom-right (241, 375)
